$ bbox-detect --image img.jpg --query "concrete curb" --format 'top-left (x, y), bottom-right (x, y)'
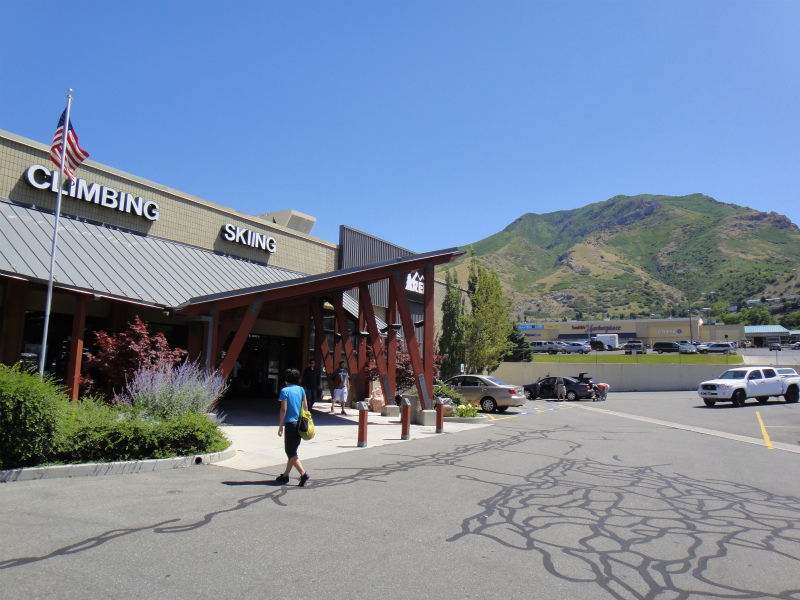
top-left (443, 415), bottom-right (490, 424)
top-left (0, 446), bottom-right (237, 483)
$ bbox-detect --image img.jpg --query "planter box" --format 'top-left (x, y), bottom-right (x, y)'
top-left (443, 415), bottom-right (489, 424)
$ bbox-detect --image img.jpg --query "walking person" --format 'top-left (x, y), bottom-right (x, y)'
top-left (277, 368), bottom-right (310, 487)
top-left (555, 376), bottom-right (567, 401)
top-left (331, 360), bottom-right (349, 415)
top-left (302, 359), bottom-right (321, 410)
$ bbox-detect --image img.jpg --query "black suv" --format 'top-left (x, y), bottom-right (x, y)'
top-left (652, 342), bottom-right (681, 354)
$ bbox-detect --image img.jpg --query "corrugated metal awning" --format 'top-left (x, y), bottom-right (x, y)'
top-left (743, 325), bottom-right (789, 334)
top-left (0, 200), bottom-right (307, 308)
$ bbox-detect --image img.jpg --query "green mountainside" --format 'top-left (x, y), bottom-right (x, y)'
top-left (440, 194), bottom-right (800, 321)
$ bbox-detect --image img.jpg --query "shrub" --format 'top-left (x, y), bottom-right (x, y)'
top-left (115, 360), bottom-right (227, 419)
top-left (52, 398), bottom-right (230, 463)
top-left (433, 380), bottom-right (468, 406)
top-left (81, 316), bottom-right (187, 398)
top-left (455, 403), bottom-right (479, 417)
top-left (0, 364), bottom-right (65, 469)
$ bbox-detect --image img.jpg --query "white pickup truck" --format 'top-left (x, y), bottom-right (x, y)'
top-left (698, 366), bottom-right (800, 407)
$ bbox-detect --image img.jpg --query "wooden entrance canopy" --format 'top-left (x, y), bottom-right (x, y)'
top-left (175, 248), bottom-right (464, 409)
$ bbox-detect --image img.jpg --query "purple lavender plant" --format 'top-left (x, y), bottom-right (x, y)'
top-left (116, 360), bottom-right (228, 419)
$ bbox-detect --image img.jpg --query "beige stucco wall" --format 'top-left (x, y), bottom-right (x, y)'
top-left (494, 361), bottom-right (737, 392)
top-left (0, 130), bottom-right (337, 275)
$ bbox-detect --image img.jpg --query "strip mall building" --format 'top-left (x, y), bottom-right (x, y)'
top-left (0, 129), bottom-right (460, 405)
top-left (519, 318), bottom-right (745, 346)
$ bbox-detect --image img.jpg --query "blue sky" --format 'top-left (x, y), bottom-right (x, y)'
top-left (2, 0), bottom-right (798, 252)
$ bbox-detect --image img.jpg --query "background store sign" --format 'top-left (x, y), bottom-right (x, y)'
top-left (25, 164), bottom-right (160, 221)
top-left (519, 324), bottom-right (544, 330)
top-left (221, 224), bottom-right (277, 253)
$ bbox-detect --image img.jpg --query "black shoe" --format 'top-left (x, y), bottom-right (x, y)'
top-left (276, 473), bottom-right (289, 484)
top-left (298, 473), bottom-right (310, 487)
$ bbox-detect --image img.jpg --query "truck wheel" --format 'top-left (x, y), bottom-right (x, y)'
top-left (703, 399), bottom-right (716, 407)
top-left (732, 389), bottom-right (746, 407)
top-left (785, 387), bottom-right (799, 403)
top-left (756, 396), bottom-right (769, 404)
top-left (480, 397), bottom-right (498, 413)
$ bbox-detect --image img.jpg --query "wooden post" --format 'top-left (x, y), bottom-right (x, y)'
top-left (66, 292), bottom-right (90, 402)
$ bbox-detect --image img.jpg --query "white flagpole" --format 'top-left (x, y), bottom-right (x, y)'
top-left (38, 89), bottom-right (73, 376)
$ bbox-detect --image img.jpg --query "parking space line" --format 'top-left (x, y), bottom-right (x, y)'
top-left (756, 412), bottom-right (774, 450)
top-left (575, 404), bottom-right (800, 454)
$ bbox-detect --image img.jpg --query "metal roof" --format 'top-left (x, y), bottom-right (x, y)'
top-left (743, 325), bottom-right (789, 334)
top-left (0, 201), bottom-right (306, 308)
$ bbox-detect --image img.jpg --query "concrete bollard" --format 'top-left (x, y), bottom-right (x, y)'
top-left (400, 397), bottom-right (411, 440)
top-left (357, 401), bottom-right (369, 447)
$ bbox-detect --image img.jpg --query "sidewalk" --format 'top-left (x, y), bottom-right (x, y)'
top-left (214, 397), bottom-right (492, 473)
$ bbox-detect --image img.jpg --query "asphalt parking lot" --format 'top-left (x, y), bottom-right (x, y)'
top-left (504, 391), bottom-right (800, 451)
top-left (2, 390), bottom-right (799, 599)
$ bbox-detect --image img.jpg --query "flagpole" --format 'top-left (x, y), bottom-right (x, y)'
top-left (38, 89), bottom-right (73, 376)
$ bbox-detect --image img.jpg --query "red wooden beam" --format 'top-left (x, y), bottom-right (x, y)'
top-left (66, 292), bottom-right (89, 402)
top-left (176, 251), bottom-right (462, 317)
top-left (390, 267), bottom-right (431, 409)
top-left (310, 298), bottom-right (335, 399)
top-left (359, 283), bottom-right (392, 401)
top-left (218, 294), bottom-right (262, 379)
top-left (387, 275), bottom-right (398, 402)
top-left (423, 260), bottom-right (435, 401)
top-left (331, 290), bottom-right (361, 400)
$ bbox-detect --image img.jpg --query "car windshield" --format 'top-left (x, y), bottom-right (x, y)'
top-left (485, 377), bottom-right (509, 386)
top-left (718, 370), bottom-right (747, 380)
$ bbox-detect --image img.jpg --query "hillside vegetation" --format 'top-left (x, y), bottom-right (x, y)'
top-left (439, 194), bottom-right (800, 321)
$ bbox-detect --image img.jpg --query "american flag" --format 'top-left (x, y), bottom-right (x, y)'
top-left (49, 109), bottom-right (89, 183)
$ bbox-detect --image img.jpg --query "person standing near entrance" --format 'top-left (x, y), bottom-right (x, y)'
top-left (331, 360), bottom-right (349, 415)
top-left (555, 376), bottom-right (566, 401)
top-left (277, 368), bottom-right (310, 487)
top-left (302, 359), bottom-right (321, 410)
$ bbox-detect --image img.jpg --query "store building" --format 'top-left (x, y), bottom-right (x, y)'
top-left (519, 318), bottom-right (744, 347)
top-left (0, 129), bottom-right (459, 406)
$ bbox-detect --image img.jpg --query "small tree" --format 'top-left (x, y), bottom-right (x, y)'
top-left (81, 316), bottom-right (187, 398)
top-left (464, 254), bottom-right (512, 374)
top-left (437, 269), bottom-right (466, 379)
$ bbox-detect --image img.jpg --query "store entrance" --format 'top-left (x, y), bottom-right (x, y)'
top-left (231, 334), bottom-right (299, 399)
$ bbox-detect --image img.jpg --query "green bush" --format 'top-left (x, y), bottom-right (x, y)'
top-left (433, 380), bottom-right (468, 406)
top-left (52, 399), bottom-right (230, 463)
top-left (0, 364), bottom-right (65, 469)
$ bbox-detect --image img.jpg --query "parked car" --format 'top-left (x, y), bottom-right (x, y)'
top-left (560, 341), bottom-right (591, 354)
top-left (529, 341), bottom-right (564, 354)
top-left (769, 342), bottom-right (782, 351)
top-left (652, 341), bottom-right (681, 354)
top-left (622, 341), bottom-right (647, 354)
top-left (525, 376), bottom-right (596, 401)
top-left (790, 341), bottom-right (800, 350)
top-left (441, 374), bottom-right (526, 413)
top-left (700, 342), bottom-right (737, 354)
top-left (692, 342), bottom-right (709, 352)
top-left (678, 343), bottom-right (698, 354)
top-left (697, 366), bottom-right (800, 406)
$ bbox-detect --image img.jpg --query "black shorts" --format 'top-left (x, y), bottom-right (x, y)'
top-left (284, 421), bottom-right (301, 459)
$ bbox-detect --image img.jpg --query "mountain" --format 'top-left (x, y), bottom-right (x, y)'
top-left (439, 194), bottom-right (800, 321)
